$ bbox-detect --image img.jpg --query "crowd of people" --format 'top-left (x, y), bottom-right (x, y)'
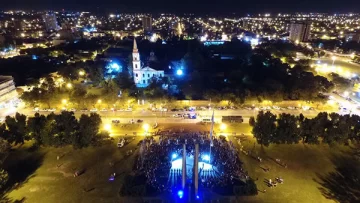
top-left (135, 132), bottom-right (248, 193)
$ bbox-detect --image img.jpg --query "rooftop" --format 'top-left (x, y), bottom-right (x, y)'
top-left (0, 76), bottom-right (14, 84)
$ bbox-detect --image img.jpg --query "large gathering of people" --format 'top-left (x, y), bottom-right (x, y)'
top-left (135, 132), bottom-right (248, 193)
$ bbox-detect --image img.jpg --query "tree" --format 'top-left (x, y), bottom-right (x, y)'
top-left (3, 113), bottom-right (27, 145)
top-left (0, 138), bottom-right (10, 164)
top-left (323, 113), bottom-right (351, 145)
top-left (251, 111), bottom-right (277, 147)
top-left (204, 90), bottom-right (222, 103)
top-left (114, 72), bottom-right (135, 90)
top-left (311, 112), bottom-right (329, 141)
top-left (76, 113), bottom-right (102, 148)
top-left (27, 113), bottom-right (47, 145)
top-left (87, 63), bottom-right (104, 85)
top-left (299, 118), bottom-right (319, 144)
top-left (0, 169), bottom-right (8, 190)
top-left (71, 86), bottom-right (87, 108)
top-left (348, 115), bottom-right (360, 142)
top-left (58, 63), bottom-right (80, 81)
top-left (53, 111), bottom-right (78, 146)
top-left (249, 117), bottom-right (255, 127)
top-left (274, 113), bottom-right (301, 144)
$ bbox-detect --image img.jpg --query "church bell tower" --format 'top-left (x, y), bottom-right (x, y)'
top-left (132, 39), bottom-right (141, 71)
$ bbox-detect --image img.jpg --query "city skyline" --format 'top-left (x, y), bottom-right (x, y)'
top-left (1, 0), bottom-right (360, 14)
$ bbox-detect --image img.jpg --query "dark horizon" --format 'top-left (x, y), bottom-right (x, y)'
top-left (0, 0), bottom-right (359, 15)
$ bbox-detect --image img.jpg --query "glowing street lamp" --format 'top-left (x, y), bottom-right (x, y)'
top-left (104, 124), bottom-right (111, 132)
top-left (97, 99), bottom-right (102, 104)
top-left (143, 123), bottom-right (150, 134)
top-left (66, 83), bottom-right (72, 89)
top-left (220, 123), bottom-right (227, 131)
top-left (79, 70), bottom-right (85, 76)
top-left (332, 56), bottom-right (337, 66)
top-left (62, 99), bottom-right (67, 104)
top-left (350, 53), bottom-right (355, 59)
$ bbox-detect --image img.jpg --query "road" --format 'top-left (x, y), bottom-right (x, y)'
top-left (312, 57), bottom-right (360, 78)
top-left (1, 106), bottom-right (328, 125)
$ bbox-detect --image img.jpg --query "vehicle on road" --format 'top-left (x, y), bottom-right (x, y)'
top-left (272, 106), bottom-right (280, 110)
top-left (222, 116), bottom-right (244, 123)
top-left (173, 114), bottom-right (182, 117)
top-left (69, 108), bottom-right (76, 112)
top-left (201, 118), bottom-right (212, 123)
top-left (117, 138), bottom-right (125, 148)
top-left (47, 108), bottom-right (56, 112)
top-left (90, 108), bottom-right (98, 112)
top-left (137, 119), bottom-right (143, 123)
top-left (80, 109), bottom-right (88, 112)
top-left (100, 108), bottom-right (108, 112)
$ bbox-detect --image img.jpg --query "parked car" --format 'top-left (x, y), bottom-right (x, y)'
top-left (173, 114), bottom-right (182, 117)
top-left (80, 109), bottom-right (88, 112)
top-left (90, 108), bottom-right (98, 112)
top-left (272, 106), bottom-right (280, 110)
top-left (69, 108), bottom-right (76, 112)
top-left (48, 108), bottom-right (56, 112)
top-left (100, 108), bottom-right (108, 112)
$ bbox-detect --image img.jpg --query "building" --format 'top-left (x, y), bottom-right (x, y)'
top-left (132, 39), bottom-right (164, 88)
top-left (42, 13), bottom-right (60, 31)
top-left (0, 76), bottom-right (18, 107)
top-left (289, 22), bottom-right (311, 42)
top-left (142, 16), bottom-right (153, 33)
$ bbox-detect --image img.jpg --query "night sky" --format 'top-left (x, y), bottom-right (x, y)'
top-left (1, 0), bottom-right (360, 14)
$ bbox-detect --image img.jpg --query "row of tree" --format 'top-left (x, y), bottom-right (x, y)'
top-left (0, 112), bottom-right (108, 149)
top-left (250, 111), bottom-right (360, 146)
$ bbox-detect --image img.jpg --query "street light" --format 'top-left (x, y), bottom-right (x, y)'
top-left (220, 123), bottom-right (227, 131)
top-left (62, 99), bottom-right (67, 104)
top-left (104, 124), bottom-right (111, 132)
top-left (351, 53), bottom-right (355, 59)
top-left (143, 123), bottom-right (150, 134)
top-left (66, 83), bottom-right (72, 89)
top-left (79, 70), bottom-right (85, 76)
top-left (97, 99), bottom-right (102, 104)
top-left (332, 56), bottom-right (337, 66)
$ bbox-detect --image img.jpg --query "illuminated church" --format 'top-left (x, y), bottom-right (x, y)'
top-left (132, 39), bottom-right (164, 88)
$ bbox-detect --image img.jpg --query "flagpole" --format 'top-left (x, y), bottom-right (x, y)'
top-left (209, 109), bottom-right (214, 164)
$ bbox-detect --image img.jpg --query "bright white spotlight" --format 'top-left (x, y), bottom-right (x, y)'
top-left (172, 153), bottom-right (177, 159)
top-left (176, 69), bottom-right (183, 76)
top-left (202, 154), bottom-right (210, 161)
top-left (177, 190), bottom-right (184, 198)
top-left (111, 63), bottom-right (120, 71)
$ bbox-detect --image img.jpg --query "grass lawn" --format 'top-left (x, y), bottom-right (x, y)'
top-left (3, 137), bottom-right (141, 203)
top-left (1, 123), bottom-right (357, 203)
top-left (230, 135), bottom-right (356, 203)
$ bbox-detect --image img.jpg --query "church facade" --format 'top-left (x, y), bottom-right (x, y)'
top-left (132, 39), bottom-right (164, 88)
